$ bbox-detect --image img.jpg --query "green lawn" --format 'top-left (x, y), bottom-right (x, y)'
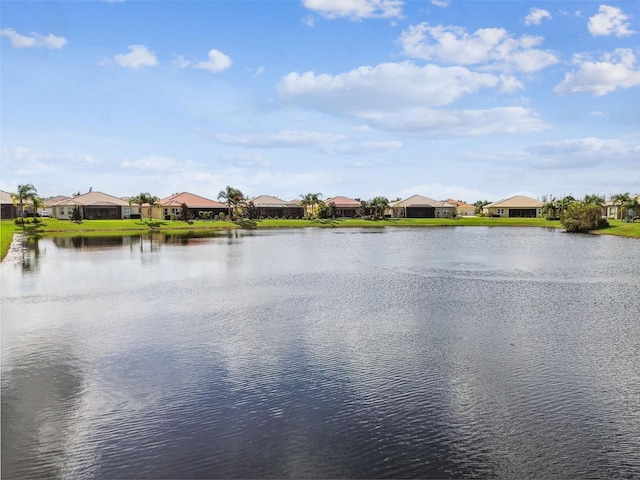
top-left (3, 216), bottom-right (638, 261)
top-left (592, 220), bottom-right (640, 238)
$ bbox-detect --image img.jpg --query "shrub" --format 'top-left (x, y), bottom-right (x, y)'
top-left (14, 218), bottom-right (24, 226)
top-left (561, 203), bottom-right (608, 233)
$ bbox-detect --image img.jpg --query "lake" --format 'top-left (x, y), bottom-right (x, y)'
top-left (2, 227), bottom-right (639, 479)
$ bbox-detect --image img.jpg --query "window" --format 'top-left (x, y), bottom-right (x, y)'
top-left (497, 208), bottom-right (504, 215)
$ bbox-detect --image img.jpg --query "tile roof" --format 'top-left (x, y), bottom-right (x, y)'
top-left (44, 195), bottom-right (70, 207)
top-left (251, 195), bottom-right (301, 207)
top-left (49, 191), bottom-right (130, 207)
top-left (324, 196), bottom-right (361, 207)
top-left (392, 195), bottom-right (455, 208)
top-left (0, 190), bottom-right (14, 204)
top-left (159, 192), bottom-right (226, 208)
top-left (486, 195), bottom-right (544, 208)
top-left (445, 199), bottom-right (475, 208)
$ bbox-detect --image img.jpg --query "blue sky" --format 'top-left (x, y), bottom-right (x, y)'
top-left (1, 1), bottom-right (639, 202)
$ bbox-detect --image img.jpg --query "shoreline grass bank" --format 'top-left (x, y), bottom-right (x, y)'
top-left (2, 217), bottom-right (638, 261)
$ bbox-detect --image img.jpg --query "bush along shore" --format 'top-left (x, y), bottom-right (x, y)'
top-left (2, 216), bottom-right (639, 261)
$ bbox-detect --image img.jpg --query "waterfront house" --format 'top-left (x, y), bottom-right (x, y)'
top-left (445, 199), bottom-right (476, 216)
top-left (0, 190), bottom-right (17, 219)
top-left (483, 195), bottom-right (544, 218)
top-left (604, 194), bottom-right (640, 219)
top-left (159, 192), bottom-right (227, 220)
top-left (390, 195), bottom-right (456, 218)
top-left (49, 191), bottom-right (137, 220)
top-left (324, 196), bottom-right (361, 217)
top-left (250, 195), bottom-right (304, 218)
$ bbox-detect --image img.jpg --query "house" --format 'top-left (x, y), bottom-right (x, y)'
top-left (250, 195), bottom-right (304, 218)
top-left (390, 195), bottom-right (456, 218)
top-left (445, 199), bottom-right (476, 216)
top-left (0, 190), bottom-right (17, 219)
top-left (324, 196), bottom-right (361, 217)
top-left (158, 192), bottom-right (227, 220)
top-left (483, 195), bottom-right (544, 218)
top-left (49, 191), bottom-right (137, 220)
top-left (604, 194), bottom-right (640, 219)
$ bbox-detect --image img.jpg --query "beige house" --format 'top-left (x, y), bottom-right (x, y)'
top-left (604, 194), bottom-right (640, 219)
top-left (390, 195), bottom-right (456, 218)
top-left (250, 195), bottom-right (304, 218)
top-left (157, 192), bottom-right (227, 219)
top-left (483, 195), bottom-right (544, 218)
top-left (324, 196), bottom-right (361, 217)
top-left (1, 190), bottom-right (17, 219)
top-left (445, 199), bottom-right (475, 216)
top-left (49, 191), bottom-right (138, 220)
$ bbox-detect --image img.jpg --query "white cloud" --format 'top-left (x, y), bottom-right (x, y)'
top-left (398, 23), bottom-right (558, 73)
top-left (302, 0), bottom-right (404, 21)
top-left (277, 61), bottom-right (545, 136)
top-left (319, 140), bottom-right (403, 155)
top-left (112, 45), bottom-right (158, 69)
top-left (121, 154), bottom-right (183, 171)
top-left (526, 137), bottom-right (640, 170)
top-left (527, 137), bottom-right (637, 157)
top-left (171, 54), bottom-right (192, 69)
top-left (194, 49), bottom-right (232, 73)
top-left (430, 0), bottom-right (450, 7)
top-left (0, 28), bottom-right (67, 49)
top-left (220, 152), bottom-right (271, 167)
top-left (212, 130), bottom-right (347, 148)
top-left (588, 5), bottom-right (635, 37)
top-left (279, 61), bottom-right (505, 113)
top-left (525, 7), bottom-right (552, 26)
top-left (362, 106), bottom-right (548, 136)
top-left (554, 49), bottom-right (640, 96)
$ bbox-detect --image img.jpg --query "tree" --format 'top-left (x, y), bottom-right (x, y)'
top-left (30, 195), bottom-right (45, 223)
top-left (583, 194), bottom-right (605, 205)
top-left (326, 201), bottom-right (337, 219)
top-left (145, 195), bottom-right (160, 221)
top-left (369, 196), bottom-right (389, 220)
top-left (218, 186), bottom-right (244, 219)
top-left (11, 184), bottom-right (38, 222)
top-left (178, 202), bottom-right (192, 222)
top-left (473, 200), bottom-right (491, 215)
top-left (542, 197), bottom-right (560, 220)
top-left (611, 193), bottom-right (631, 220)
top-left (300, 192), bottom-right (323, 218)
top-left (623, 196), bottom-right (639, 222)
top-left (299, 194), bottom-right (311, 218)
top-left (70, 206), bottom-right (83, 223)
top-left (131, 193), bottom-right (160, 221)
top-left (561, 202), bottom-right (609, 233)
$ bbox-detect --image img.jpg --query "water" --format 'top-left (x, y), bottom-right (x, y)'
top-left (2, 227), bottom-right (639, 479)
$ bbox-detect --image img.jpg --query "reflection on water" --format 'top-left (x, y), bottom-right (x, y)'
top-left (2, 227), bottom-right (640, 479)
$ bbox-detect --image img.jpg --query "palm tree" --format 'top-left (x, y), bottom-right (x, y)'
top-left (30, 195), bottom-right (45, 222)
top-left (611, 192), bottom-right (631, 220)
top-left (300, 193), bottom-right (323, 218)
top-left (583, 194), bottom-right (605, 205)
top-left (623, 196), bottom-right (639, 222)
top-left (131, 193), bottom-right (160, 221)
top-left (542, 196), bottom-right (558, 220)
top-left (369, 196), bottom-right (389, 220)
top-left (145, 195), bottom-right (160, 221)
top-left (11, 184), bottom-right (38, 223)
top-left (299, 194), bottom-right (312, 218)
top-left (218, 186), bottom-right (244, 219)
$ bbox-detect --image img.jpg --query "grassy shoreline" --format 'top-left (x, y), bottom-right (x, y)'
top-left (2, 217), bottom-right (638, 261)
